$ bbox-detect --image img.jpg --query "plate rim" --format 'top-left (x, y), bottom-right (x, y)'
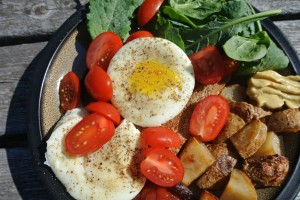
top-left (26, 8), bottom-right (300, 200)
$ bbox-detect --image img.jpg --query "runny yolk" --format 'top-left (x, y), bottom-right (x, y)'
top-left (129, 60), bottom-right (182, 98)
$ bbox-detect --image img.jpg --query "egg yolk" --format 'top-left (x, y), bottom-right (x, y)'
top-left (129, 60), bottom-right (182, 98)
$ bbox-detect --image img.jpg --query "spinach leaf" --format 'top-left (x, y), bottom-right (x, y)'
top-left (223, 31), bottom-right (271, 62)
top-left (169, 0), bottom-right (225, 20)
top-left (87, 0), bottom-right (142, 39)
top-left (162, 6), bottom-right (197, 28)
top-left (236, 40), bottom-right (289, 75)
top-left (185, 10), bottom-right (281, 52)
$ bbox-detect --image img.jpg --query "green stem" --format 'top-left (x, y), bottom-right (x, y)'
top-left (186, 10), bottom-right (281, 50)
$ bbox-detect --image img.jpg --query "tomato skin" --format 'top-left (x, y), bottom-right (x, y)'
top-left (125, 31), bottom-right (154, 43)
top-left (86, 32), bottom-right (123, 71)
top-left (59, 71), bottom-right (81, 111)
top-left (189, 46), bottom-right (224, 85)
top-left (138, 0), bottom-right (164, 27)
top-left (189, 95), bottom-right (229, 142)
top-left (141, 127), bottom-right (181, 148)
top-left (222, 56), bottom-right (240, 78)
top-left (65, 113), bottom-right (115, 155)
top-left (85, 101), bottom-right (121, 125)
top-left (140, 147), bottom-right (184, 187)
top-left (135, 181), bottom-right (180, 200)
top-left (84, 66), bottom-right (113, 102)
top-left (156, 188), bottom-right (181, 200)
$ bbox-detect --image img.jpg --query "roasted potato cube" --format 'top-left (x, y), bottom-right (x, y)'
top-left (251, 131), bottom-right (282, 158)
top-left (206, 143), bottom-right (230, 158)
top-left (200, 190), bottom-right (219, 200)
top-left (267, 108), bottom-right (300, 133)
top-left (179, 137), bottom-right (215, 186)
top-left (214, 113), bottom-right (245, 143)
top-left (220, 169), bottom-right (257, 200)
top-left (230, 120), bottom-right (267, 159)
top-left (220, 84), bottom-right (246, 102)
top-left (243, 155), bottom-right (289, 187)
top-left (196, 155), bottom-right (237, 190)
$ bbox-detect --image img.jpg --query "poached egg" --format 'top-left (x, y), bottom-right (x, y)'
top-left (46, 108), bottom-right (146, 200)
top-left (107, 37), bottom-right (195, 127)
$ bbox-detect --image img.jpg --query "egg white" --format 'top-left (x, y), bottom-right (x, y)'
top-left (46, 108), bottom-right (146, 200)
top-left (107, 37), bottom-right (195, 127)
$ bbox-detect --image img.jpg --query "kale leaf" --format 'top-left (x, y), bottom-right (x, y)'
top-left (87, 0), bottom-right (142, 39)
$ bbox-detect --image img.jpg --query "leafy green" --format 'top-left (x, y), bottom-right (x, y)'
top-left (223, 32), bottom-right (271, 62)
top-left (236, 40), bottom-right (289, 75)
top-left (87, 0), bottom-right (142, 39)
top-left (169, 0), bottom-right (225, 20)
top-left (155, 16), bottom-right (185, 50)
top-left (155, 8), bottom-right (281, 54)
top-left (184, 10), bottom-right (281, 52)
top-left (162, 6), bottom-right (197, 28)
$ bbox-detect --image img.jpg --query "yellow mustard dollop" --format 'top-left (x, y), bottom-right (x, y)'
top-left (247, 70), bottom-right (300, 109)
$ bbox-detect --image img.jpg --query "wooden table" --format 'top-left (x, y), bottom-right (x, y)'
top-left (0, 0), bottom-right (299, 199)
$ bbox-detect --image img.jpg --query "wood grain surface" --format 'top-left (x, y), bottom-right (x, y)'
top-left (0, 0), bottom-right (299, 199)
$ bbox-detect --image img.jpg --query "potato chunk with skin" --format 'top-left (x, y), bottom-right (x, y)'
top-left (196, 143), bottom-right (237, 189)
top-left (196, 155), bottom-right (237, 190)
top-left (230, 120), bottom-right (267, 159)
top-left (214, 113), bottom-right (245, 143)
top-left (179, 137), bottom-right (215, 186)
top-left (220, 169), bottom-right (257, 200)
top-left (251, 131), bottom-right (282, 158)
top-left (267, 108), bottom-right (300, 133)
top-left (220, 84), bottom-right (247, 103)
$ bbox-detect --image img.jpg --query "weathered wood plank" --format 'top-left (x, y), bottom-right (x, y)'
top-left (0, 0), bottom-right (78, 44)
top-left (0, 0), bottom-right (300, 45)
top-left (249, 0), bottom-right (300, 15)
top-left (0, 42), bottom-right (47, 137)
top-left (274, 20), bottom-right (300, 57)
top-left (0, 148), bottom-right (49, 200)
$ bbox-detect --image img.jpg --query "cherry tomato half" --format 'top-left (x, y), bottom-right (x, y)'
top-left (85, 101), bottom-right (121, 125)
top-left (86, 32), bottom-right (123, 71)
top-left (138, 0), bottom-right (164, 27)
top-left (84, 66), bottom-right (113, 102)
top-left (59, 71), bottom-right (80, 111)
top-left (125, 31), bottom-right (154, 43)
top-left (140, 147), bottom-right (184, 187)
top-left (141, 127), bottom-right (181, 148)
top-left (189, 46), bottom-right (224, 85)
top-left (65, 113), bottom-right (115, 155)
top-left (134, 181), bottom-right (180, 200)
top-left (189, 95), bottom-right (229, 142)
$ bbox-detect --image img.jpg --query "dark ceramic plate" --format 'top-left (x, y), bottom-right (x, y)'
top-left (27, 8), bottom-right (300, 200)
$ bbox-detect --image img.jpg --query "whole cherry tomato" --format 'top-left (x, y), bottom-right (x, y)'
top-left (189, 46), bottom-right (224, 85)
top-left (86, 101), bottom-right (121, 125)
top-left (125, 30), bottom-right (154, 43)
top-left (137, 0), bottom-right (164, 27)
top-left (84, 66), bottom-right (113, 102)
top-left (86, 32), bottom-right (123, 71)
top-left (141, 127), bottom-right (181, 148)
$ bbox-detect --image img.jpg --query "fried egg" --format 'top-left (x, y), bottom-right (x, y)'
top-left (107, 37), bottom-right (195, 127)
top-left (46, 108), bottom-right (146, 200)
